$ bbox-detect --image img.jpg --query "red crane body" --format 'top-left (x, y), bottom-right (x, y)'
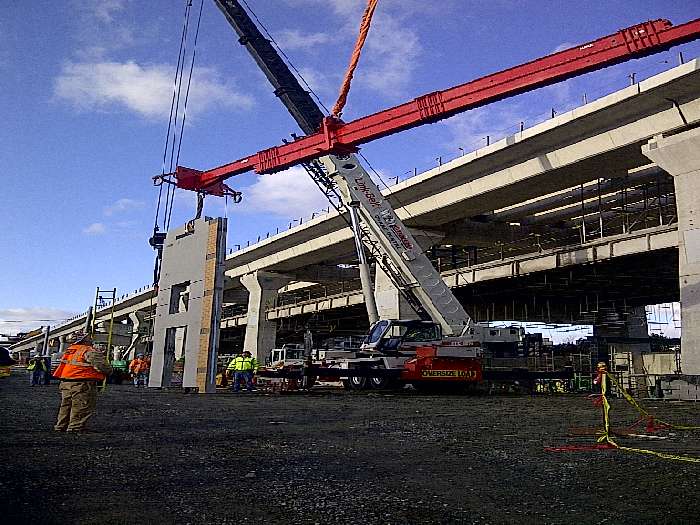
top-left (175, 17), bottom-right (700, 195)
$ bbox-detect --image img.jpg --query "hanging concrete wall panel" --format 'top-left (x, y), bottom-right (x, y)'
top-left (149, 217), bottom-right (226, 393)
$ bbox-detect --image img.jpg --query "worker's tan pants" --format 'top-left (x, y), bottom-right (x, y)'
top-left (55, 381), bottom-right (98, 431)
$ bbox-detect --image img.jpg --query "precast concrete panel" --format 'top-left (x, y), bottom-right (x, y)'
top-left (149, 218), bottom-right (226, 393)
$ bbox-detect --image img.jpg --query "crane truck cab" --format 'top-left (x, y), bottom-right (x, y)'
top-left (361, 320), bottom-right (481, 357)
top-left (334, 320), bottom-right (483, 391)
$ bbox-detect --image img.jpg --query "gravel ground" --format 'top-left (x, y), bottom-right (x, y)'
top-left (2, 370), bottom-right (699, 525)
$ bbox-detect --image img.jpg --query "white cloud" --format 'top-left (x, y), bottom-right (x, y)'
top-left (238, 166), bottom-right (331, 218)
top-left (104, 198), bottom-right (145, 216)
top-left (443, 100), bottom-right (527, 154)
top-left (54, 61), bottom-right (254, 119)
top-left (285, 0), bottom-right (423, 96)
top-left (115, 220), bottom-right (138, 229)
top-left (83, 222), bottom-right (106, 235)
top-left (360, 12), bottom-right (422, 95)
top-left (296, 66), bottom-right (336, 98)
top-left (552, 42), bottom-right (576, 53)
top-left (322, 0), bottom-right (366, 16)
top-left (0, 307), bottom-right (78, 336)
top-left (71, 0), bottom-right (136, 58)
top-left (276, 29), bottom-right (331, 51)
top-left (85, 0), bottom-right (126, 24)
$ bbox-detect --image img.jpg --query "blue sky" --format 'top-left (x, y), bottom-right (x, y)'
top-left (1, 0), bottom-right (699, 335)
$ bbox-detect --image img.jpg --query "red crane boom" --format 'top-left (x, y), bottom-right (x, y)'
top-left (175, 17), bottom-right (700, 195)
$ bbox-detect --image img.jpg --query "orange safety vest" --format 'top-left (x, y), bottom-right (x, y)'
top-left (53, 344), bottom-right (106, 382)
top-left (130, 358), bottom-right (149, 374)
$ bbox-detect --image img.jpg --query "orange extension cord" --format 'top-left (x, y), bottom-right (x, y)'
top-left (331, 0), bottom-right (379, 118)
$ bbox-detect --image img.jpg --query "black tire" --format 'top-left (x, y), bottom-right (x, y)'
top-left (369, 375), bottom-right (397, 390)
top-left (344, 373), bottom-right (368, 391)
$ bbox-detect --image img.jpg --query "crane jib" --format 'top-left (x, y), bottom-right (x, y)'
top-left (176, 17), bottom-right (700, 194)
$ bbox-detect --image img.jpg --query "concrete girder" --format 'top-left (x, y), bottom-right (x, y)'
top-left (493, 165), bottom-right (669, 222)
top-left (150, 218), bottom-right (226, 393)
top-left (380, 61), bottom-right (700, 209)
top-left (441, 219), bottom-right (562, 247)
top-left (521, 186), bottom-right (672, 226)
top-left (278, 264), bottom-right (360, 284)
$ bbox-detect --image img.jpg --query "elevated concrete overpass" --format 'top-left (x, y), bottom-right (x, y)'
top-left (10, 287), bottom-right (155, 356)
top-left (221, 224), bottom-right (679, 328)
top-left (223, 59), bottom-right (699, 280)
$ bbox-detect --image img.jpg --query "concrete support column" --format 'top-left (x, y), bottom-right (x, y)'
top-left (374, 265), bottom-right (419, 321)
top-left (240, 271), bottom-right (292, 364)
top-left (643, 128), bottom-right (700, 374)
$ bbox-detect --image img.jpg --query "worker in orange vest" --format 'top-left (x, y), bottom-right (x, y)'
top-left (129, 353), bottom-right (150, 387)
top-left (53, 332), bottom-right (112, 432)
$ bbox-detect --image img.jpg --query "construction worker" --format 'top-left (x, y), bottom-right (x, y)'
top-left (227, 350), bottom-right (258, 392)
top-left (42, 355), bottom-right (52, 384)
top-left (129, 353), bottom-right (150, 387)
top-left (52, 333), bottom-right (112, 432)
top-left (27, 353), bottom-right (48, 386)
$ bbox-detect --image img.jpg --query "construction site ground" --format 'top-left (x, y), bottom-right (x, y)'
top-left (2, 371), bottom-right (699, 525)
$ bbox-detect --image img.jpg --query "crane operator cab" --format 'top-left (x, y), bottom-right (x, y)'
top-left (362, 320), bottom-right (443, 354)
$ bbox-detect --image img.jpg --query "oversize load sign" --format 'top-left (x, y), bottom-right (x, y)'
top-left (421, 369), bottom-right (478, 379)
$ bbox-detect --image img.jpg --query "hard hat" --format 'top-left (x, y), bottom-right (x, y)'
top-left (69, 332), bottom-right (92, 344)
top-left (596, 362), bottom-right (607, 370)
top-left (136, 353), bottom-right (144, 357)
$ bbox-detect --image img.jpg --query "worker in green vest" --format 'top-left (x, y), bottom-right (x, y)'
top-left (227, 351), bottom-right (258, 392)
top-left (27, 353), bottom-right (48, 386)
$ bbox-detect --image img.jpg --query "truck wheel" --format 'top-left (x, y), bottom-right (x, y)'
top-left (344, 374), bottom-right (368, 390)
top-left (369, 376), bottom-right (396, 390)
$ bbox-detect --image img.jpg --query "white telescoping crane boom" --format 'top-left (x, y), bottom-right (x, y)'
top-left (318, 154), bottom-right (472, 337)
top-left (211, 0), bottom-right (473, 337)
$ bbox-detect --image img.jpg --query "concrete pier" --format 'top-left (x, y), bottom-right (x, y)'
top-left (241, 271), bottom-right (291, 364)
top-left (643, 128), bottom-right (700, 374)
